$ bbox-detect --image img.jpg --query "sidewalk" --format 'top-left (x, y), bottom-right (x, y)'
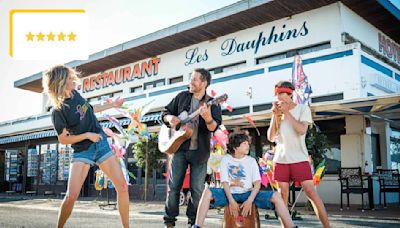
top-left (0, 194), bottom-right (399, 227)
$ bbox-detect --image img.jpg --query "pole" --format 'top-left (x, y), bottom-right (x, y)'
top-left (247, 87), bottom-right (253, 114)
top-left (144, 140), bottom-right (149, 202)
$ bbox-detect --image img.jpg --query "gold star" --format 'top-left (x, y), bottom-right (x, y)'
top-left (58, 32), bottom-right (65, 41)
top-left (26, 32), bottom-right (34, 41)
top-left (232, 167), bottom-right (238, 174)
top-left (68, 32), bottom-right (76, 41)
top-left (47, 32), bottom-right (55, 41)
top-left (36, 32), bottom-right (45, 41)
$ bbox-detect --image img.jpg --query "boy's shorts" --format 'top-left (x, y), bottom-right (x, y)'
top-left (71, 132), bottom-right (114, 166)
top-left (209, 188), bottom-right (275, 209)
top-left (273, 161), bottom-right (313, 183)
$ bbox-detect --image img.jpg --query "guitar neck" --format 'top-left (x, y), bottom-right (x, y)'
top-left (179, 93), bottom-right (227, 124)
top-left (181, 110), bottom-right (201, 124)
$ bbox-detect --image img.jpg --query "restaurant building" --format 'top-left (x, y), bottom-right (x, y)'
top-left (1, 0), bottom-right (399, 204)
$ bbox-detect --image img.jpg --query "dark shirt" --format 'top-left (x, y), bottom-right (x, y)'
top-left (51, 90), bottom-right (102, 152)
top-left (161, 90), bottom-right (222, 164)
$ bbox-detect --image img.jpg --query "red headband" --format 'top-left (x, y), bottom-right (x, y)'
top-left (275, 87), bottom-right (293, 95)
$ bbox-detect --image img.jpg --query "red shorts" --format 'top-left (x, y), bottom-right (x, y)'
top-left (273, 161), bottom-right (313, 183)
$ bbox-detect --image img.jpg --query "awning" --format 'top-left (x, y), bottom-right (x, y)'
top-left (0, 130), bottom-right (57, 145)
top-left (100, 112), bottom-right (162, 128)
top-left (0, 112), bottom-right (162, 145)
top-left (312, 94), bottom-right (400, 127)
top-left (222, 94), bottom-right (400, 128)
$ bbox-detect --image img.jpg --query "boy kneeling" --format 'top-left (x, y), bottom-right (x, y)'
top-left (194, 133), bottom-right (296, 228)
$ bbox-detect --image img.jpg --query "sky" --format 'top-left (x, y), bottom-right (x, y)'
top-left (0, 0), bottom-right (239, 123)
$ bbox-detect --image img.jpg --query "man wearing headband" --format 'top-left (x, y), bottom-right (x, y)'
top-left (267, 81), bottom-right (330, 228)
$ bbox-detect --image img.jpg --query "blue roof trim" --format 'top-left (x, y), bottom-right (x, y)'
top-left (125, 94), bottom-right (146, 101)
top-left (141, 112), bottom-right (162, 122)
top-left (268, 50), bottom-right (354, 72)
top-left (212, 68), bottom-right (264, 84)
top-left (149, 85), bottom-right (188, 97)
top-left (0, 130), bottom-right (57, 145)
top-left (148, 68), bottom-right (264, 97)
top-left (378, 0), bottom-right (400, 21)
top-left (361, 55), bottom-right (393, 78)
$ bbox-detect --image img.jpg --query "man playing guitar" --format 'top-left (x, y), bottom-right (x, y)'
top-left (162, 68), bottom-right (222, 228)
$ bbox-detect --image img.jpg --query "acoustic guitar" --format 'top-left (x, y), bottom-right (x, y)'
top-left (158, 94), bottom-right (228, 155)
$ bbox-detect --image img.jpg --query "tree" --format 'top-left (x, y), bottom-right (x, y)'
top-left (301, 124), bottom-right (331, 212)
top-left (305, 123), bottom-right (330, 169)
top-left (132, 133), bottom-right (164, 201)
top-left (391, 137), bottom-right (400, 169)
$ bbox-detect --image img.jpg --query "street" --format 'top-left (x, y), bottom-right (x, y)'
top-left (0, 198), bottom-right (399, 228)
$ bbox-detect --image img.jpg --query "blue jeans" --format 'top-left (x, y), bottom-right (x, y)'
top-left (71, 132), bottom-right (114, 166)
top-left (209, 188), bottom-right (275, 209)
top-left (164, 149), bottom-right (207, 226)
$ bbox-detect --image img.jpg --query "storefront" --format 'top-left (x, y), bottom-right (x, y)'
top-left (0, 119), bottom-right (162, 198)
top-left (1, 0), bottom-right (399, 203)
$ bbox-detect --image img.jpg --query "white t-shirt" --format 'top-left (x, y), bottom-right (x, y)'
top-left (272, 104), bottom-right (312, 164)
top-left (220, 154), bottom-right (261, 194)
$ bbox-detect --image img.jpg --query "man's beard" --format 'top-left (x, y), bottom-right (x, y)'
top-left (189, 85), bottom-right (198, 93)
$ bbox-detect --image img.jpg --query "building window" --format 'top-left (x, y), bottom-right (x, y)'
top-left (169, 76), bottom-right (183, 84)
top-left (144, 79), bottom-right (165, 90)
top-left (113, 91), bottom-right (123, 98)
top-left (39, 143), bottom-right (58, 185)
top-left (156, 81), bottom-right (165, 87)
top-left (130, 86), bottom-right (143, 93)
top-left (208, 61), bottom-right (246, 75)
top-left (311, 93), bottom-right (344, 103)
top-left (57, 144), bottom-right (73, 181)
top-left (256, 53), bottom-right (286, 65)
top-left (256, 42), bottom-right (331, 65)
top-left (87, 90), bottom-right (123, 103)
top-left (5, 149), bottom-right (21, 189)
top-left (297, 42), bottom-right (331, 56)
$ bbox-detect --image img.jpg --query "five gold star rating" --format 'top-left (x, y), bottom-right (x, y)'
top-left (26, 32), bottom-right (77, 42)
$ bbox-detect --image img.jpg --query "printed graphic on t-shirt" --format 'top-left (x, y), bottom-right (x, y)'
top-left (76, 102), bottom-right (90, 120)
top-left (228, 163), bottom-right (246, 187)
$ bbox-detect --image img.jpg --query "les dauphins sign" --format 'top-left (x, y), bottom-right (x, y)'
top-left (81, 57), bottom-right (160, 93)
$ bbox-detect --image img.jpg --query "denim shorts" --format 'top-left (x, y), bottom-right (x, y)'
top-left (209, 188), bottom-right (275, 209)
top-left (71, 132), bottom-right (114, 166)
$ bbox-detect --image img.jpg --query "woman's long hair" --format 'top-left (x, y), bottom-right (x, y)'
top-left (42, 65), bottom-right (80, 110)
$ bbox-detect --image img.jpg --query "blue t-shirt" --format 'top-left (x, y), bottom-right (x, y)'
top-left (51, 90), bottom-right (102, 152)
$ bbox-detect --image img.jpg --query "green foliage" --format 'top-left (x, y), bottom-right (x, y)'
top-left (306, 123), bottom-right (331, 169)
top-left (391, 137), bottom-right (400, 164)
top-left (132, 133), bottom-right (164, 171)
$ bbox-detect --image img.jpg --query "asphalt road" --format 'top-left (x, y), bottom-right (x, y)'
top-left (0, 199), bottom-right (399, 228)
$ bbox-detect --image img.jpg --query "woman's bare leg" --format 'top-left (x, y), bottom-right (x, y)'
top-left (57, 162), bottom-right (90, 228)
top-left (100, 156), bottom-right (130, 228)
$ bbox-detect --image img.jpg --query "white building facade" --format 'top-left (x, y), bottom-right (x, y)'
top-left (1, 1), bottom-right (399, 204)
